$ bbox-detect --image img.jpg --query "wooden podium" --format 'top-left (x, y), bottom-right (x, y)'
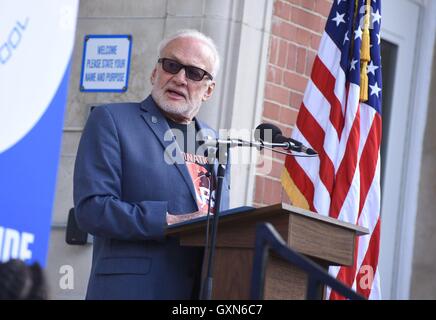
top-left (166, 203), bottom-right (368, 299)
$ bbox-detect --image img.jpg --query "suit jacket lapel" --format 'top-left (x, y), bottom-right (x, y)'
top-left (140, 96), bottom-right (198, 206)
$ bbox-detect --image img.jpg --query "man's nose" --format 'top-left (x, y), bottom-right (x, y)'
top-left (172, 67), bottom-right (188, 84)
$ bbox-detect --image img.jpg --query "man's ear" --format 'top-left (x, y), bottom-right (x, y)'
top-left (150, 67), bottom-right (157, 85)
top-left (202, 81), bottom-right (216, 101)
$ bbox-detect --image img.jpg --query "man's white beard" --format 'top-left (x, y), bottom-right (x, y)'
top-left (152, 92), bottom-right (200, 121)
top-left (159, 101), bottom-right (191, 118)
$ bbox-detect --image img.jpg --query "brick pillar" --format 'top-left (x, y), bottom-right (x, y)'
top-left (253, 0), bottom-right (332, 207)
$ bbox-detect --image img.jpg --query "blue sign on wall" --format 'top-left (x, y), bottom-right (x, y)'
top-left (80, 34), bottom-right (132, 92)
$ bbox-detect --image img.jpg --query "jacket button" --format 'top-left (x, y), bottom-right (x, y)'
top-left (151, 116), bottom-right (158, 123)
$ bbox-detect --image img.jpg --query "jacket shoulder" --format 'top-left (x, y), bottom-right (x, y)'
top-left (90, 102), bottom-right (141, 115)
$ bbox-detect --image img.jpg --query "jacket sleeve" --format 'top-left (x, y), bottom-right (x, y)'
top-left (73, 106), bottom-right (167, 241)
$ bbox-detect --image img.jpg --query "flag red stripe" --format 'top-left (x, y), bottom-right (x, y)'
top-left (297, 103), bottom-right (335, 195)
top-left (311, 56), bottom-right (345, 139)
top-left (285, 156), bottom-right (316, 212)
top-left (358, 114), bottom-right (382, 216)
top-left (356, 217), bottom-right (381, 298)
top-left (328, 106), bottom-right (360, 219)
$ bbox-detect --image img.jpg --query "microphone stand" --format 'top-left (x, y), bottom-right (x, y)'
top-left (200, 141), bottom-right (229, 300)
top-left (198, 137), bottom-right (317, 299)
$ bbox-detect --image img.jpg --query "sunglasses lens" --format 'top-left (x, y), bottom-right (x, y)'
top-left (159, 58), bottom-right (211, 81)
top-left (162, 59), bottom-right (182, 74)
top-left (186, 67), bottom-right (205, 81)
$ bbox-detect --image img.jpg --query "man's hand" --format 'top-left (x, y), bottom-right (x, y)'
top-left (166, 211), bottom-right (210, 225)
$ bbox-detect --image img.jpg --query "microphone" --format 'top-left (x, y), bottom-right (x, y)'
top-left (255, 123), bottom-right (318, 155)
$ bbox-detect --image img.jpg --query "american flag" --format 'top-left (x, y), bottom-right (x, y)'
top-left (281, 0), bottom-right (382, 299)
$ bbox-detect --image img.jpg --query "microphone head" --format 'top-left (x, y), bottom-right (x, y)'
top-left (254, 123), bottom-right (282, 143)
top-left (305, 147), bottom-right (318, 155)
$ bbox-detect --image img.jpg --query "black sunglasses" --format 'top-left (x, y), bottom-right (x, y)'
top-left (158, 58), bottom-right (213, 81)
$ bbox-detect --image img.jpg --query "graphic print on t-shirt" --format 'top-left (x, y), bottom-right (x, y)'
top-left (165, 118), bottom-right (216, 214)
top-left (182, 152), bottom-right (215, 214)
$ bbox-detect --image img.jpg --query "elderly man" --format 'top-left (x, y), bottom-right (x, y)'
top-left (73, 29), bottom-right (230, 299)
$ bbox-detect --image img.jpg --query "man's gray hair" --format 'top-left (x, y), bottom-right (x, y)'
top-left (157, 29), bottom-right (220, 77)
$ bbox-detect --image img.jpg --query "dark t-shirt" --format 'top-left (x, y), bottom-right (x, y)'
top-left (166, 118), bottom-right (216, 214)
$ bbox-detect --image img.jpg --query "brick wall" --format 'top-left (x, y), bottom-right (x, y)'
top-left (253, 0), bottom-right (332, 207)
